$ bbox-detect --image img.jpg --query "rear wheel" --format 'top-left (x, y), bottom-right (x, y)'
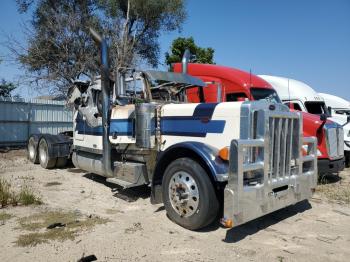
top-left (162, 158), bottom-right (219, 230)
top-left (345, 152), bottom-right (350, 168)
top-left (27, 137), bottom-right (39, 164)
top-left (56, 157), bottom-right (68, 168)
top-left (38, 139), bottom-right (57, 169)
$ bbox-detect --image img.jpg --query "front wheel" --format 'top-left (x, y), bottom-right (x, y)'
top-left (162, 158), bottom-right (219, 230)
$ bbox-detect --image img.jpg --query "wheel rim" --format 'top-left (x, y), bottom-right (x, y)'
top-left (39, 142), bottom-right (47, 164)
top-left (168, 171), bottom-right (199, 217)
top-left (28, 141), bottom-right (35, 159)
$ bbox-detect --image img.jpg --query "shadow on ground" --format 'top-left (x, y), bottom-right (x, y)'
top-left (318, 173), bottom-right (342, 184)
top-left (83, 173), bottom-right (151, 202)
top-left (222, 200), bottom-right (312, 243)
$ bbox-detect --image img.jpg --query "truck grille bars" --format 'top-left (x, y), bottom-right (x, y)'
top-left (325, 124), bottom-right (344, 160)
top-left (223, 102), bottom-right (317, 227)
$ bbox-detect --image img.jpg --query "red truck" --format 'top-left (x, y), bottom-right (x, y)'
top-left (173, 62), bottom-right (345, 175)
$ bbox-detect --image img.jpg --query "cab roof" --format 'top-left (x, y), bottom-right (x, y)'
top-left (258, 75), bottom-right (324, 103)
top-left (173, 63), bottom-right (272, 89)
top-left (318, 93), bottom-right (350, 109)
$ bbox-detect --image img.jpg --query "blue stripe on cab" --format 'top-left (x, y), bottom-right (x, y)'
top-left (161, 116), bottom-right (225, 137)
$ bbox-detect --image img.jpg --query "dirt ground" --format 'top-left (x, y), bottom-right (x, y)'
top-left (1, 150), bottom-right (350, 262)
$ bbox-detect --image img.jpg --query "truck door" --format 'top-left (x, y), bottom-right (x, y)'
top-left (74, 111), bottom-right (85, 141)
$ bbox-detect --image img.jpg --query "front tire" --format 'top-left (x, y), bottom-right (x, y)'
top-left (162, 158), bottom-right (219, 230)
top-left (38, 139), bottom-right (57, 169)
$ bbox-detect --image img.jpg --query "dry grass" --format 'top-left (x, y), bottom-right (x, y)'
top-left (16, 211), bottom-right (110, 247)
top-left (0, 212), bottom-right (13, 222)
top-left (0, 178), bottom-right (42, 208)
top-left (317, 175), bottom-right (350, 204)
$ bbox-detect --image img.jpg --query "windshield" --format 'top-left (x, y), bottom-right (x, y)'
top-left (335, 109), bottom-right (350, 116)
top-left (251, 88), bottom-right (281, 103)
top-left (304, 101), bottom-right (327, 115)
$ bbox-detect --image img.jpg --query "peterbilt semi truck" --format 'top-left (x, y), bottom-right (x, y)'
top-left (172, 62), bottom-right (344, 176)
top-left (258, 75), bottom-right (347, 168)
top-left (319, 93), bottom-right (350, 166)
top-left (26, 31), bottom-right (317, 230)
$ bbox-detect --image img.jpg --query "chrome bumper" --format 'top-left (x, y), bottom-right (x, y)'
top-left (222, 136), bottom-right (317, 228)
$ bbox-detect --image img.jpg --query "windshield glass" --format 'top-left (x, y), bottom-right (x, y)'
top-left (335, 109), bottom-right (350, 116)
top-left (251, 88), bottom-right (281, 103)
top-left (304, 101), bottom-right (327, 115)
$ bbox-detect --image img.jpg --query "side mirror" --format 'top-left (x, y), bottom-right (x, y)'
top-left (320, 114), bottom-right (327, 122)
top-left (342, 115), bottom-right (350, 127)
top-left (327, 106), bottom-right (332, 117)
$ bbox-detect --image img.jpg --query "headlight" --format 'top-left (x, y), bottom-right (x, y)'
top-left (301, 145), bottom-right (309, 156)
top-left (317, 149), bottom-right (322, 156)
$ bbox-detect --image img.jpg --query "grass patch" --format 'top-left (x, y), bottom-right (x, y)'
top-left (0, 178), bottom-right (42, 208)
top-left (18, 186), bottom-right (42, 206)
top-left (317, 175), bottom-right (350, 204)
top-left (0, 212), bottom-right (13, 222)
top-left (16, 211), bottom-right (110, 246)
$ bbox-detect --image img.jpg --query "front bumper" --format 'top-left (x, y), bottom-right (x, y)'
top-left (318, 157), bottom-right (345, 175)
top-left (222, 137), bottom-right (317, 228)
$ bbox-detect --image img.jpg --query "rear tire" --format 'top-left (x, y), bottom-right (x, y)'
top-left (345, 152), bottom-right (350, 168)
top-left (27, 137), bottom-right (39, 164)
top-left (56, 157), bottom-right (68, 168)
top-left (38, 139), bottom-right (57, 169)
top-left (162, 158), bottom-right (219, 230)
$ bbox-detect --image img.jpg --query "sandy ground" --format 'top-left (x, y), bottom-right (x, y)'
top-left (0, 150), bottom-right (350, 262)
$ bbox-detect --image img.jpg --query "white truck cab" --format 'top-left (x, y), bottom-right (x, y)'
top-left (258, 75), bottom-right (348, 167)
top-left (258, 75), bottom-right (327, 114)
top-left (319, 93), bottom-right (350, 165)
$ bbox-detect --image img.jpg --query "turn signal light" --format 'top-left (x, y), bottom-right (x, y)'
top-left (219, 147), bottom-right (230, 161)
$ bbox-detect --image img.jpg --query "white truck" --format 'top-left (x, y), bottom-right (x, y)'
top-left (259, 75), bottom-right (347, 168)
top-left (26, 31), bottom-right (317, 230)
top-left (319, 93), bottom-right (350, 166)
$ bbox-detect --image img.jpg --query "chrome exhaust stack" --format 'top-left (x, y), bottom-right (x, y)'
top-left (182, 49), bottom-right (190, 74)
top-left (89, 28), bottom-right (113, 177)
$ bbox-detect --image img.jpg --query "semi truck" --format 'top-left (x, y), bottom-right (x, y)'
top-left (26, 31), bottom-right (317, 230)
top-left (172, 62), bottom-right (344, 176)
top-left (319, 92), bottom-right (350, 166)
top-left (258, 75), bottom-right (347, 168)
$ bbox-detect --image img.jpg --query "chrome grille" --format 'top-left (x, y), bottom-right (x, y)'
top-left (325, 125), bottom-right (344, 159)
top-left (250, 109), bottom-right (301, 183)
top-left (268, 116), bottom-right (300, 181)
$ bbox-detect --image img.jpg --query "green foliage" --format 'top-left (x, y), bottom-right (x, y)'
top-left (0, 79), bottom-right (17, 98)
top-left (165, 37), bottom-right (215, 67)
top-left (98, 0), bottom-right (186, 68)
top-left (14, 0), bottom-right (186, 95)
top-left (0, 178), bottom-right (42, 207)
top-left (16, 211), bottom-right (110, 246)
top-left (15, 0), bottom-right (101, 95)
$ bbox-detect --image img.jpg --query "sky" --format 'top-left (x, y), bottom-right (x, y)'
top-left (0, 0), bottom-right (349, 100)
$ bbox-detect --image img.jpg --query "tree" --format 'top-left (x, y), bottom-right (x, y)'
top-left (98, 0), bottom-right (186, 68)
top-left (12, 0), bottom-right (101, 96)
top-left (165, 37), bottom-right (215, 67)
top-left (11, 0), bottom-right (186, 96)
top-left (0, 79), bottom-right (17, 98)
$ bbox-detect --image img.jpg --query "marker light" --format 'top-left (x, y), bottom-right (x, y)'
top-left (220, 217), bottom-right (233, 228)
top-left (219, 147), bottom-right (230, 161)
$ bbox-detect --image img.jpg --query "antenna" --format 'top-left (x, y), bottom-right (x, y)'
top-left (249, 69), bottom-right (253, 101)
top-left (288, 78), bottom-right (291, 102)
